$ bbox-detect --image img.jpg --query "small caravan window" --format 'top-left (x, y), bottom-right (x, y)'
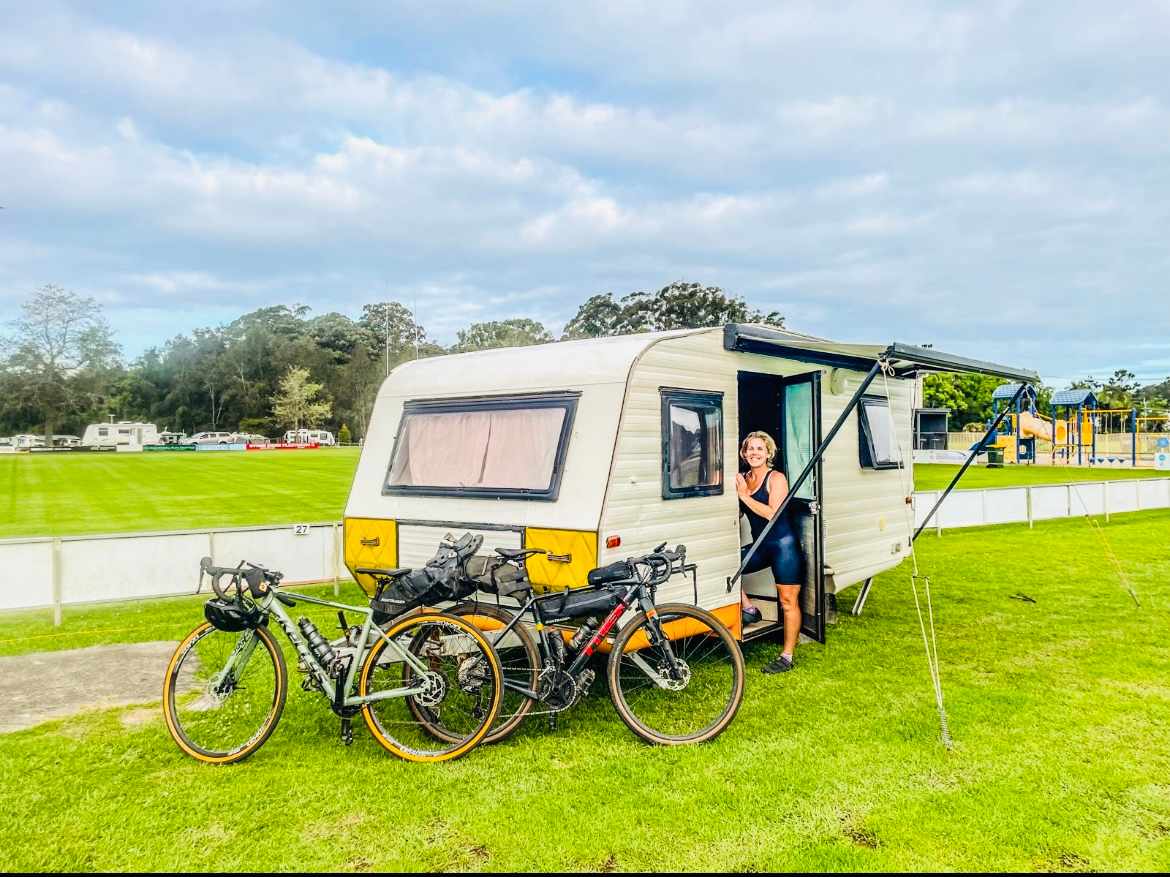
top-left (661, 389), bottom-right (723, 499)
top-left (385, 392), bottom-right (579, 500)
top-left (98, 428), bottom-right (108, 437)
top-left (858, 396), bottom-right (902, 470)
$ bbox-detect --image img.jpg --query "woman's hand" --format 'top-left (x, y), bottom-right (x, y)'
top-left (735, 472), bottom-right (750, 498)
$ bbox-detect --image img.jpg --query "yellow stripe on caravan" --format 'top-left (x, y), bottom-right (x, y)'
top-left (523, 528), bottom-right (598, 594)
top-left (344, 517), bottom-right (398, 597)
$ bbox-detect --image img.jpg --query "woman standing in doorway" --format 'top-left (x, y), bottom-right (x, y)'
top-left (736, 431), bottom-right (805, 673)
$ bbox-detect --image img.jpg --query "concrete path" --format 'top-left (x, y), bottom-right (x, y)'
top-left (0, 641), bottom-right (179, 733)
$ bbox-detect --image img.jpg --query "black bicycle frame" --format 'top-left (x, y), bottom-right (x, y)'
top-left (483, 579), bottom-right (672, 699)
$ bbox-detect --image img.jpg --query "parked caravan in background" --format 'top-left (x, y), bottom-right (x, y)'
top-left (81, 422), bottom-right (160, 448)
top-left (283, 428), bottom-right (336, 446)
top-left (157, 431), bottom-right (189, 445)
top-left (342, 324), bottom-right (1038, 645)
top-left (11, 434), bottom-right (46, 449)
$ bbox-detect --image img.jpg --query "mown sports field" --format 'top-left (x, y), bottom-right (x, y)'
top-left (1, 450), bottom-right (1165, 539)
top-left (0, 512), bottom-right (1167, 871)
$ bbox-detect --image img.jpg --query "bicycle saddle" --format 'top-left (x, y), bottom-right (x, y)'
top-left (494, 547), bottom-right (546, 561)
top-left (354, 566), bottom-right (411, 578)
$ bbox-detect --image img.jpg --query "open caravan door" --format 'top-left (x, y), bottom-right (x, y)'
top-left (723, 325), bottom-right (1040, 633)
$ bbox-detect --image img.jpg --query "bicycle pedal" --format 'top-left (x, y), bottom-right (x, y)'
top-left (340, 717), bottom-right (354, 746)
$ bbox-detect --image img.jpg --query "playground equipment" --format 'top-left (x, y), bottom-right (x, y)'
top-left (1050, 389), bottom-right (1141, 467)
top-left (986, 384), bottom-right (1051, 464)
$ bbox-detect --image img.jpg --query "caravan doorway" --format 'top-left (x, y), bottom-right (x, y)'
top-left (736, 371), bottom-right (826, 643)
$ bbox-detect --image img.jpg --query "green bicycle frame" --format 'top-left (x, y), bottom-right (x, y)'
top-left (222, 589), bottom-right (436, 708)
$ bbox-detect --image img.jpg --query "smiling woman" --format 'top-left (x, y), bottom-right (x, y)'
top-left (0, 450), bottom-right (361, 539)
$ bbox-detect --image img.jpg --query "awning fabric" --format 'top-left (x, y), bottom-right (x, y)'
top-left (723, 324), bottom-right (1040, 383)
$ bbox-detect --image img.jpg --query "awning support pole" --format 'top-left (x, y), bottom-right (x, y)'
top-left (912, 382), bottom-right (1028, 543)
top-left (728, 357), bottom-right (886, 592)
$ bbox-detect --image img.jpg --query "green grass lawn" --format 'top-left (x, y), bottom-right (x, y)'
top-left (3, 450), bottom-right (1165, 540)
top-left (0, 448), bottom-right (361, 538)
top-left (2, 511), bottom-right (1168, 871)
top-left (913, 462), bottom-right (1167, 491)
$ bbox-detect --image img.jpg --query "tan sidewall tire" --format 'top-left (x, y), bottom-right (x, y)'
top-left (607, 603), bottom-right (745, 746)
top-left (358, 612), bottom-right (503, 763)
top-left (449, 601), bottom-right (539, 744)
top-left (162, 621), bottom-right (287, 764)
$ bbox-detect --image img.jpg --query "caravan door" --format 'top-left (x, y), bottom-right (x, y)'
top-left (780, 372), bottom-right (826, 643)
top-left (736, 370), bottom-right (826, 643)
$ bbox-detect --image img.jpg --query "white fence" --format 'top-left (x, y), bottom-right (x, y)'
top-left (3, 478), bottom-right (1169, 617)
top-left (0, 522), bottom-right (351, 615)
top-left (913, 478), bottom-right (1170, 532)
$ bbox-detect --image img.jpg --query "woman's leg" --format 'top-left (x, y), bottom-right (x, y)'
top-left (777, 584), bottom-right (801, 657)
top-left (738, 545), bottom-right (772, 614)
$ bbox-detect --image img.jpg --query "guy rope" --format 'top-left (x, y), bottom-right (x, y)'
top-left (881, 359), bottom-right (953, 750)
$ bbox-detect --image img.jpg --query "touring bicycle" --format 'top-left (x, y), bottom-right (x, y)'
top-left (343, 325), bottom-right (1037, 644)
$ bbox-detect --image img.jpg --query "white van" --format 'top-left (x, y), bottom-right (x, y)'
top-left (189, 431), bottom-right (236, 445)
top-left (342, 324), bottom-right (1036, 644)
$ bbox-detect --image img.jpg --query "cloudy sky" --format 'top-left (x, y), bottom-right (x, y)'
top-left (2, 1), bottom-right (1168, 386)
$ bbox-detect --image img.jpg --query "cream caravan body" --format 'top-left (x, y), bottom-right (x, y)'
top-left (344, 325), bottom-right (1036, 642)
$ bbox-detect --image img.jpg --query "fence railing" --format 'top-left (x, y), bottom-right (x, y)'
top-left (913, 478), bottom-right (1170, 533)
top-left (3, 477), bottom-right (1169, 618)
top-left (0, 522), bottom-right (350, 619)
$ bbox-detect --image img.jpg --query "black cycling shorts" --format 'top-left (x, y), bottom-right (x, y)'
top-left (740, 535), bottom-right (803, 585)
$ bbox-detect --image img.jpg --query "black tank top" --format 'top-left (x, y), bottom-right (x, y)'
top-left (740, 469), bottom-right (795, 544)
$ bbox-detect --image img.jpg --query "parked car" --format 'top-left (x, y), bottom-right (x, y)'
top-left (189, 431), bottom-right (236, 445)
top-left (236, 433), bottom-right (270, 445)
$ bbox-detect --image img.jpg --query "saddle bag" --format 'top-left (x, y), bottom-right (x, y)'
top-left (369, 533), bottom-right (482, 622)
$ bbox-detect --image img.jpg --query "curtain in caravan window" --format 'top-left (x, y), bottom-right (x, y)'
top-left (784, 382), bottom-right (815, 500)
top-left (388, 406), bottom-right (566, 490)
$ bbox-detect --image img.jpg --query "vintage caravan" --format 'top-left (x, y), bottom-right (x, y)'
top-left (343, 325), bottom-right (1036, 642)
top-left (81, 421), bottom-right (160, 448)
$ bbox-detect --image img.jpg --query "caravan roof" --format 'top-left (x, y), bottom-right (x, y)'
top-left (380, 324), bottom-right (1040, 399)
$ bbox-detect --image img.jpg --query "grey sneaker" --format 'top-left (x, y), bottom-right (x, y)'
top-left (762, 654), bottom-right (794, 674)
top-left (741, 605), bottom-right (763, 626)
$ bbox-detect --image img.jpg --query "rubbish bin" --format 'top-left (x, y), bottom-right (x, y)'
top-left (986, 447), bottom-right (1004, 467)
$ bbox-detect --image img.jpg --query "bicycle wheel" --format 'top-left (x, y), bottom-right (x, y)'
top-left (163, 621), bottom-right (287, 764)
top-left (447, 602), bottom-right (540, 744)
top-left (607, 604), bottom-right (744, 745)
top-left (358, 612), bottom-right (502, 762)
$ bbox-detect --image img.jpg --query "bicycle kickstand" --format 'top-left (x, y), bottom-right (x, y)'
top-left (339, 717), bottom-right (354, 746)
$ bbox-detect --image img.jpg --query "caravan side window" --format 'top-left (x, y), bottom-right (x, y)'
top-left (858, 396), bottom-right (902, 469)
top-left (660, 389), bottom-right (723, 499)
top-left (385, 392), bottom-right (579, 500)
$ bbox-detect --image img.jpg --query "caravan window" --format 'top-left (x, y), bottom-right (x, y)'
top-left (858, 396), bottom-right (902, 469)
top-left (385, 393), bottom-right (579, 500)
top-left (661, 389), bottom-right (723, 499)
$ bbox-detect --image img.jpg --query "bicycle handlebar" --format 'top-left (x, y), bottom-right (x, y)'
top-left (199, 557), bottom-right (283, 601)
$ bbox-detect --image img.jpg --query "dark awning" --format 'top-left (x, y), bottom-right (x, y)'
top-left (723, 324), bottom-right (1040, 383)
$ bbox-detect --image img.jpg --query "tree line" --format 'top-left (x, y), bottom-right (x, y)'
top-left (4, 281), bottom-right (1166, 444)
top-left (0, 282), bottom-right (781, 442)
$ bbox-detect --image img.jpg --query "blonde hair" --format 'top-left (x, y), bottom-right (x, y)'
top-left (739, 431), bottom-right (777, 466)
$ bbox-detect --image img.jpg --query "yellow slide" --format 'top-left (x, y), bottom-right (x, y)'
top-left (1019, 412), bottom-right (1053, 441)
